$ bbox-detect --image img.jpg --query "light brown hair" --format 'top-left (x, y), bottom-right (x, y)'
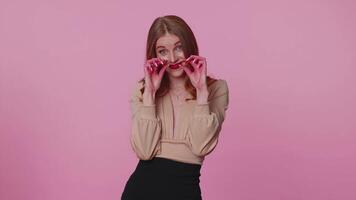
top-left (139, 15), bottom-right (217, 101)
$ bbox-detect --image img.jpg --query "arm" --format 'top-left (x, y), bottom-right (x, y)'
top-left (129, 81), bottom-right (162, 160)
top-left (187, 80), bottom-right (229, 157)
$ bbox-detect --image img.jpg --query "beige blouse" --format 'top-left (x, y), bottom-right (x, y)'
top-left (129, 79), bottom-right (229, 165)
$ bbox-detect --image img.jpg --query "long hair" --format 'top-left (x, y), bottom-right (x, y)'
top-left (139, 15), bottom-right (217, 100)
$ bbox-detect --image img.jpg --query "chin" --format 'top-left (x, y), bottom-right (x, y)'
top-left (167, 68), bottom-right (185, 77)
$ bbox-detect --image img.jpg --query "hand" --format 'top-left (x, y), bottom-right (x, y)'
top-left (181, 55), bottom-right (208, 91)
top-left (144, 58), bottom-right (168, 94)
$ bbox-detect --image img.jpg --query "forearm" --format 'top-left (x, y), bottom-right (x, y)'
top-left (196, 86), bottom-right (209, 105)
top-left (143, 90), bottom-right (156, 106)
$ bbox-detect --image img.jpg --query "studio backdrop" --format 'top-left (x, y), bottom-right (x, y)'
top-left (1, 0), bottom-right (355, 200)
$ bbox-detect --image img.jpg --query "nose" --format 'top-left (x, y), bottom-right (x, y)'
top-left (168, 52), bottom-right (179, 63)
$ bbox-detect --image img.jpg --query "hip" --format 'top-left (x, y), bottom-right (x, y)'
top-left (121, 157), bottom-right (202, 200)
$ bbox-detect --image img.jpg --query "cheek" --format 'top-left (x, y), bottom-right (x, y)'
top-left (176, 51), bottom-right (185, 58)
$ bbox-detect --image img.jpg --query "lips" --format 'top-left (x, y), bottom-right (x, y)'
top-left (169, 60), bottom-right (185, 70)
top-left (169, 64), bottom-right (180, 69)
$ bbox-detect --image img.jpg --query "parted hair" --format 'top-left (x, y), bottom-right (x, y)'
top-left (139, 15), bottom-right (217, 100)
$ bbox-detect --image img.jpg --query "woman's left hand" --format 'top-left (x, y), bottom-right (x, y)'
top-left (181, 55), bottom-right (208, 91)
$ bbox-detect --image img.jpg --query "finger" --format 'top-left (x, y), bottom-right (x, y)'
top-left (200, 58), bottom-right (207, 70)
top-left (197, 60), bottom-right (207, 74)
top-left (185, 55), bottom-right (197, 63)
top-left (144, 65), bottom-right (152, 75)
top-left (183, 61), bottom-right (194, 72)
top-left (157, 59), bottom-right (164, 66)
top-left (149, 58), bottom-right (159, 66)
top-left (153, 58), bottom-right (160, 64)
top-left (144, 70), bottom-right (152, 86)
top-left (193, 57), bottom-right (206, 69)
top-left (190, 59), bottom-right (201, 70)
top-left (196, 62), bottom-right (202, 69)
top-left (160, 59), bottom-right (168, 67)
top-left (181, 65), bottom-right (193, 76)
top-left (147, 58), bottom-right (156, 66)
top-left (158, 58), bottom-right (167, 63)
top-left (186, 55), bottom-right (200, 62)
top-left (144, 64), bottom-right (148, 74)
top-left (186, 57), bottom-right (196, 67)
top-left (155, 58), bottom-right (165, 66)
top-left (197, 60), bottom-right (205, 67)
top-left (150, 57), bottom-right (160, 62)
top-left (148, 62), bottom-right (158, 73)
top-left (192, 58), bottom-right (199, 64)
top-left (146, 59), bottom-right (160, 74)
top-left (158, 65), bottom-right (167, 78)
top-left (147, 60), bottom-right (154, 69)
top-left (157, 59), bottom-right (168, 73)
top-left (155, 59), bottom-right (167, 70)
top-left (152, 61), bottom-right (160, 73)
top-left (186, 56), bottom-right (201, 69)
top-left (186, 55), bottom-right (195, 63)
top-left (153, 61), bottom-right (158, 67)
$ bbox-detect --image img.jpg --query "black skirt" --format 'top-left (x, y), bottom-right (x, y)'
top-left (121, 157), bottom-right (202, 200)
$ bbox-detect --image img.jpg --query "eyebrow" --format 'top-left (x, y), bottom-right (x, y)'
top-left (156, 41), bottom-right (181, 49)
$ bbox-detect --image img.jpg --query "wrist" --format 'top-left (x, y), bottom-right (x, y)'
top-left (196, 87), bottom-right (209, 105)
top-left (143, 91), bottom-right (156, 106)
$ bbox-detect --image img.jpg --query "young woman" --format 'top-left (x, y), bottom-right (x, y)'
top-left (121, 15), bottom-right (229, 200)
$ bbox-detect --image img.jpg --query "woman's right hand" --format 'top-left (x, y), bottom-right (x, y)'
top-left (144, 58), bottom-right (168, 94)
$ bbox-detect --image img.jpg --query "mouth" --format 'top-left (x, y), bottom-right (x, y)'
top-left (169, 60), bottom-right (185, 70)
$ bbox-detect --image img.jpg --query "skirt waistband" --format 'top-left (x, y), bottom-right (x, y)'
top-left (136, 157), bottom-right (202, 175)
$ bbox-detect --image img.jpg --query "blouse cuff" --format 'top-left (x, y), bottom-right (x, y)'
top-left (194, 103), bottom-right (210, 115)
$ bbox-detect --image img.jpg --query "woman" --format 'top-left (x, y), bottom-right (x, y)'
top-left (121, 15), bottom-right (229, 200)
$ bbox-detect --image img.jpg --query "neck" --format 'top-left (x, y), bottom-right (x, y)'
top-left (168, 75), bottom-right (188, 91)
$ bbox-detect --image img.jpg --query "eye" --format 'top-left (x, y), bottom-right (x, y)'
top-left (175, 45), bottom-right (183, 51)
top-left (159, 49), bottom-right (167, 55)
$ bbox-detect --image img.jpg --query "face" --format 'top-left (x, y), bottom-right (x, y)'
top-left (155, 33), bottom-right (186, 78)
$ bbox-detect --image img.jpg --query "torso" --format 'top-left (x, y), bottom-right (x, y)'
top-left (168, 90), bottom-right (190, 136)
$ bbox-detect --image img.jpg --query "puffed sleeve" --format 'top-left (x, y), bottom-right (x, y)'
top-left (187, 80), bottom-right (229, 157)
top-left (129, 81), bottom-right (162, 160)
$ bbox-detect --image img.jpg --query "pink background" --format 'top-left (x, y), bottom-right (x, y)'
top-left (1, 0), bottom-right (356, 199)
